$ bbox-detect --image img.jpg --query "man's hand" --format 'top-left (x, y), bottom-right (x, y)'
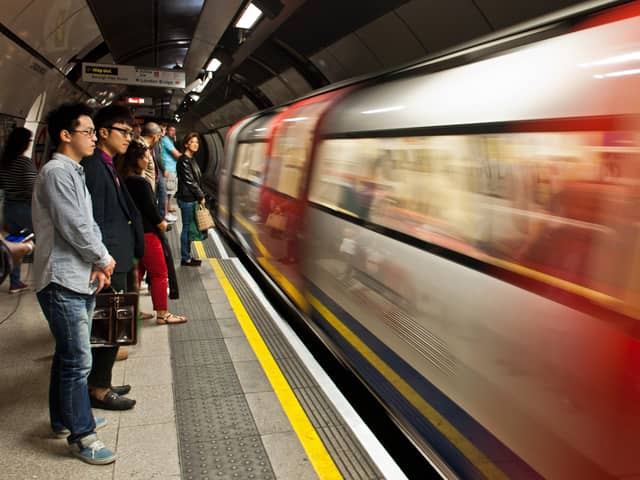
top-left (102, 255), bottom-right (116, 277)
top-left (163, 171), bottom-right (168, 178)
top-left (90, 270), bottom-right (110, 293)
top-left (2, 239), bottom-right (34, 265)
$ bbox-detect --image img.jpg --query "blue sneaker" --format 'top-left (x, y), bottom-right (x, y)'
top-left (53, 416), bottom-right (107, 439)
top-left (69, 434), bottom-right (116, 465)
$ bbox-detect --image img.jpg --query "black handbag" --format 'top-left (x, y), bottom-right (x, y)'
top-left (91, 287), bottom-right (139, 346)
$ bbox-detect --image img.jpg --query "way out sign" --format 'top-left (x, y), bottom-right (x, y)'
top-left (82, 63), bottom-right (185, 89)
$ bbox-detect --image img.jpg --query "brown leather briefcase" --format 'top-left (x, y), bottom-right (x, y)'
top-left (90, 288), bottom-right (138, 346)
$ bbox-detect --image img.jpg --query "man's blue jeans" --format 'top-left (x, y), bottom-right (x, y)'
top-left (178, 199), bottom-right (194, 261)
top-left (37, 283), bottom-right (96, 444)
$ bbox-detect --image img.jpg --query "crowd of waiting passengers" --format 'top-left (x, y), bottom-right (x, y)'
top-left (0, 103), bottom-right (209, 465)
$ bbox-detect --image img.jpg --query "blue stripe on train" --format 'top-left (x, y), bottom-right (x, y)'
top-left (308, 282), bottom-right (542, 480)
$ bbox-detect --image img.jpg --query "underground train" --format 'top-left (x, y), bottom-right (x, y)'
top-left (214, 1), bottom-right (640, 478)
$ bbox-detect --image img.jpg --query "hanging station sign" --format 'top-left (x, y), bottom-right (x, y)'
top-left (82, 63), bottom-right (185, 88)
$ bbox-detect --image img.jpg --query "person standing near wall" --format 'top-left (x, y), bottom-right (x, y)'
top-left (0, 127), bottom-right (37, 293)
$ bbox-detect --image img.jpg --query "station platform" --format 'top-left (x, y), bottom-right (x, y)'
top-left (0, 216), bottom-right (407, 479)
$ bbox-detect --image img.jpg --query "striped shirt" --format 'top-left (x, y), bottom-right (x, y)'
top-left (0, 155), bottom-right (37, 203)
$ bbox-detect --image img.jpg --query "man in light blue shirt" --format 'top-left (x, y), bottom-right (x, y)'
top-left (32, 103), bottom-right (116, 465)
top-left (160, 124), bottom-right (180, 220)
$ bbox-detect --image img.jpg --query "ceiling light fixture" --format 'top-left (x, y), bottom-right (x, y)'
top-left (206, 58), bottom-right (221, 72)
top-left (235, 3), bottom-right (262, 29)
top-left (192, 72), bottom-right (212, 93)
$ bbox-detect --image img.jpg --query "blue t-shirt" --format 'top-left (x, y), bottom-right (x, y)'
top-left (161, 136), bottom-right (178, 173)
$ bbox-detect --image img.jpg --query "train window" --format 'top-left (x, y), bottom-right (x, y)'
top-left (233, 142), bottom-right (266, 184)
top-left (265, 102), bottom-right (329, 199)
top-left (311, 130), bottom-right (640, 298)
top-left (233, 143), bottom-right (250, 178)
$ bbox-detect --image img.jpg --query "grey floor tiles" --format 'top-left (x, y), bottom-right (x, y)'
top-left (0, 264), bottom-right (179, 479)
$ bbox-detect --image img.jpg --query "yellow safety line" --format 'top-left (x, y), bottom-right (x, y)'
top-left (308, 294), bottom-right (508, 480)
top-left (193, 240), bottom-right (207, 260)
top-left (210, 259), bottom-right (343, 480)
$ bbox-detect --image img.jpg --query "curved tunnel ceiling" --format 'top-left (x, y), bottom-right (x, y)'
top-left (1, 0), bottom-right (595, 130)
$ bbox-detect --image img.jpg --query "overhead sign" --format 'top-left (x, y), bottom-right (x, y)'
top-left (126, 97), bottom-right (152, 105)
top-left (82, 63), bottom-right (185, 89)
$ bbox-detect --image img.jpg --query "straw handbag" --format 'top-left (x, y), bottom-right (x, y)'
top-left (195, 204), bottom-right (215, 231)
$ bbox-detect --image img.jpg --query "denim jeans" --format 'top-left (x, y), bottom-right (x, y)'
top-left (178, 199), bottom-right (194, 261)
top-left (4, 200), bottom-right (32, 287)
top-left (156, 174), bottom-right (167, 218)
top-left (37, 283), bottom-right (96, 444)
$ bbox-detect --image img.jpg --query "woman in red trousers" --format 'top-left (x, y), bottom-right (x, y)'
top-left (119, 139), bottom-right (187, 324)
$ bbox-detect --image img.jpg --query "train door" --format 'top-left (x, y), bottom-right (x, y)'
top-left (229, 113), bottom-right (277, 261)
top-left (218, 116), bottom-right (255, 233)
top-left (257, 90), bottom-right (351, 309)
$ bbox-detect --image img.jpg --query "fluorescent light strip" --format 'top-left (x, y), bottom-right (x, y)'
top-left (206, 58), bottom-right (221, 72)
top-left (235, 3), bottom-right (262, 29)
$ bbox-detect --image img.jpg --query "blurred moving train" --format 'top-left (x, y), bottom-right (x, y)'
top-left (214, 1), bottom-right (640, 478)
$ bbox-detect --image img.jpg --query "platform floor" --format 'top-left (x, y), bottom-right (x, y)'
top-left (0, 218), bottom-right (404, 480)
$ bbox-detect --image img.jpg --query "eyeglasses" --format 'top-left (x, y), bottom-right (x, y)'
top-left (69, 128), bottom-right (96, 137)
top-left (108, 126), bottom-right (134, 138)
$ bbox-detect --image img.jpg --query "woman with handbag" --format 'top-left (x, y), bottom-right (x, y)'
top-left (118, 140), bottom-right (187, 324)
top-left (176, 132), bottom-right (205, 267)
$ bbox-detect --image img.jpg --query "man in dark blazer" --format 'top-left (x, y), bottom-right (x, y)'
top-left (82, 105), bottom-right (143, 410)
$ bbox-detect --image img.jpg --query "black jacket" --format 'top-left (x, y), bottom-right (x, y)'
top-left (124, 176), bottom-right (163, 233)
top-left (176, 154), bottom-right (204, 202)
top-left (82, 150), bottom-right (145, 272)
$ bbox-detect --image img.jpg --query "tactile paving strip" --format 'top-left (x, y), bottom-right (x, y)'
top-left (202, 235), bottom-right (221, 258)
top-left (181, 436), bottom-right (273, 480)
top-left (220, 260), bottom-right (383, 480)
top-left (170, 317), bottom-right (222, 342)
top-left (172, 338), bottom-right (232, 367)
top-left (166, 231), bottom-right (276, 480)
top-left (176, 395), bottom-right (258, 444)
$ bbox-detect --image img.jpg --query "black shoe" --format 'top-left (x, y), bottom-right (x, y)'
top-left (110, 384), bottom-right (131, 396)
top-left (91, 390), bottom-right (136, 410)
top-left (181, 258), bottom-right (201, 267)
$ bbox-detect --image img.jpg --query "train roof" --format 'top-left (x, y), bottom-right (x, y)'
top-left (320, 8), bottom-right (640, 136)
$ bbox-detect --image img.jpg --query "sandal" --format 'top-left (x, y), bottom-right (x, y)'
top-left (157, 313), bottom-right (187, 325)
top-left (140, 312), bottom-right (154, 320)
